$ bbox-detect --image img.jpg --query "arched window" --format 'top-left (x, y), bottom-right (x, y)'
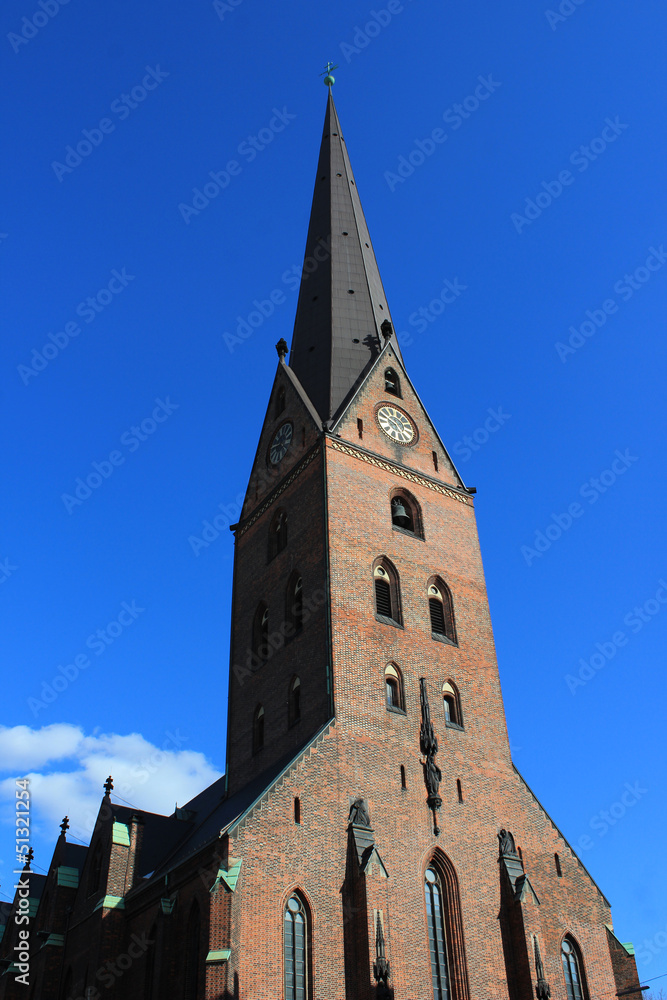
top-left (424, 853), bottom-right (470, 1000)
top-left (374, 559), bottom-right (401, 625)
top-left (284, 893), bottom-right (309, 1000)
top-left (562, 936), bottom-right (588, 1000)
top-left (183, 902), bottom-right (201, 1000)
top-left (390, 490), bottom-right (422, 536)
top-left (253, 705), bottom-right (265, 754)
top-left (428, 579), bottom-right (456, 643)
top-left (252, 603), bottom-right (269, 659)
top-left (88, 841), bottom-right (104, 896)
top-left (287, 574), bottom-right (303, 633)
top-left (276, 386), bottom-right (286, 416)
top-left (269, 509), bottom-right (288, 559)
top-left (288, 676), bottom-right (301, 727)
top-left (385, 367), bottom-right (401, 397)
top-left (442, 681), bottom-right (463, 729)
top-left (385, 663), bottom-right (405, 712)
top-left (425, 866), bottom-right (451, 999)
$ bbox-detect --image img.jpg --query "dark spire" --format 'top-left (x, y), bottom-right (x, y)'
top-left (288, 92), bottom-right (404, 422)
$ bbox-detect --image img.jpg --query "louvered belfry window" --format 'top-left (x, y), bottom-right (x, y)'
top-left (428, 582), bottom-right (455, 641)
top-left (284, 894), bottom-right (308, 1000)
top-left (375, 577), bottom-right (392, 618)
top-left (425, 868), bottom-right (451, 999)
top-left (429, 597), bottom-right (446, 634)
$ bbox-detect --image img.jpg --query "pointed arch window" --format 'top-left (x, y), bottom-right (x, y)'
top-left (385, 663), bottom-right (405, 713)
top-left (384, 367), bottom-right (401, 397)
top-left (442, 681), bottom-right (463, 729)
top-left (183, 902), bottom-right (201, 1000)
top-left (287, 574), bottom-right (303, 634)
top-left (374, 559), bottom-right (402, 626)
top-left (390, 489), bottom-right (422, 537)
top-left (562, 936), bottom-right (588, 1000)
top-left (428, 579), bottom-right (456, 644)
top-left (425, 867), bottom-right (451, 999)
top-left (288, 676), bottom-right (301, 727)
top-left (276, 386), bottom-right (286, 417)
top-left (253, 705), bottom-right (265, 754)
top-left (252, 602), bottom-right (269, 660)
top-left (269, 509), bottom-right (288, 560)
top-left (424, 853), bottom-right (470, 1000)
top-left (284, 893), bottom-right (309, 1000)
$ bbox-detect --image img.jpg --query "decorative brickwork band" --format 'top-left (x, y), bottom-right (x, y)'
top-left (330, 439), bottom-right (471, 505)
top-left (420, 677), bottom-right (442, 836)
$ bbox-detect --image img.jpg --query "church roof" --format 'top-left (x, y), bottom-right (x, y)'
top-left (288, 92), bottom-right (404, 423)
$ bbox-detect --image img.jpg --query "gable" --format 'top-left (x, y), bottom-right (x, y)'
top-left (240, 361), bottom-right (321, 522)
top-left (331, 342), bottom-right (467, 491)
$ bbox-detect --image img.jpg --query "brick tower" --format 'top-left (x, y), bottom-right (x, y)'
top-left (0, 89), bottom-right (642, 1000)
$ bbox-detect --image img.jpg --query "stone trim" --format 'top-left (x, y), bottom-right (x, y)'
top-left (329, 440), bottom-right (471, 506)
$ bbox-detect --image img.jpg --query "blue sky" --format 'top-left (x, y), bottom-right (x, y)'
top-left (2, 0), bottom-right (666, 987)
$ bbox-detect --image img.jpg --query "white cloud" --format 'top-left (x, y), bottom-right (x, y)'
top-left (0, 725), bottom-right (222, 861)
top-left (0, 723), bottom-right (84, 770)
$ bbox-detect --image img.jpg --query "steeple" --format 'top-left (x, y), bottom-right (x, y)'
top-left (288, 91), bottom-right (404, 423)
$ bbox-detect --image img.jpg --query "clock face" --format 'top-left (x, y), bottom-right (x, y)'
top-left (269, 422), bottom-right (293, 464)
top-left (377, 405), bottom-right (415, 444)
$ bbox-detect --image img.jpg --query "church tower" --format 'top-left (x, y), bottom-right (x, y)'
top-left (217, 88), bottom-right (641, 1000)
top-left (0, 87), bottom-right (642, 1000)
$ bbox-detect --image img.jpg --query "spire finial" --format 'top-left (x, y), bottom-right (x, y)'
top-left (320, 61), bottom-right (338, 88)
top-left (25, 847), bottom-right (34, 868)
top-left (103, 775), bottom-right (114, 795)
top-left (60, 816), bottom-right (70, 835)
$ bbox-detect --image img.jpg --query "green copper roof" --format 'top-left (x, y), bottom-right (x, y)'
top-left (206, 949), bottom-right (231, 963)
top-left (112, 822), bottom-right (130, 846)
top-left (56, 866), bottom-right (79, 888)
